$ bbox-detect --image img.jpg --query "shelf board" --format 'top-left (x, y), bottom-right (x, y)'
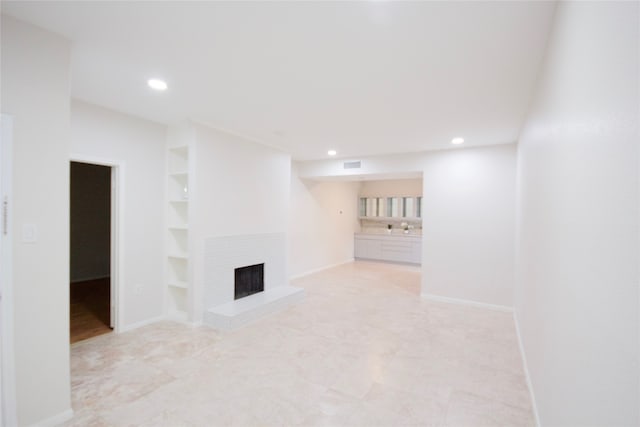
top-left (168, 253), bottom-right (188, 260)
top-left (169, 199), bottom-right (188, 204)
top-left (169, 172), bottom-right (188, 178)
top-left (169, 145), bottom-right (188, 154)
top-left (168, 224), bottom-right (188, 230)
top-left (168, 280), bottom-right (188, 289)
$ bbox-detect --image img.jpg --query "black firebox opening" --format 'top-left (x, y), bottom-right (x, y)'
top-left (234, 263), bottom-right (264, 300)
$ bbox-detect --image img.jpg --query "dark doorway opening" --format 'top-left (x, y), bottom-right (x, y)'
top-left (70, 161), bottom-right (112, 343)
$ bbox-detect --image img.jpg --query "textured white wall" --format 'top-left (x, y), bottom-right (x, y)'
top-left (297, 152), bottom-right (425, 179)
top-left (192, 123), bottom-right (290, 237)
top-left (1, 15), bottom-right (72, 425)
top-left (191, 123), bottom-right (291, 320)
top-left (70, 100), bottom-right (166, 328)
top-left (421, 145), bottom-right (516, 307)
top-left (359, 178), bottom-right (422, 197)
top-left (289, 163), bottom-right (361, 278)
top-left (515, 2), bottom-right (639, 425)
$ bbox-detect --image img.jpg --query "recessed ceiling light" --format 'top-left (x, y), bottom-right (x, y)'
top-left (328, 150), bottom-right (337, 156)
top-left (451, 137), bottom-right (464, 145)
top-left (147, 79), bottom-right (168, 91)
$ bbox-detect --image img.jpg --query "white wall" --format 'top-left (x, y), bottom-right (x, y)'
top-left (0, 15), bottom-right (72, 426)
top-left (515, 2), bottom-right (639, 425)
top-left (422, 145), bottom-right (516, 307)
top-left (70, 100), bottom-right (167, 329)
top-left (190, 123), bottom-right (291, 320)
top-left (359, 178), bottom-right (422, 197)
top-left (297, 144), bottom-right (517, 307)
top-left (289, 163), bottom-right (361, 278)
top-left (297, 152), bottom-right (425, 180)
top-left (192, 123), bottom-right (290, 237)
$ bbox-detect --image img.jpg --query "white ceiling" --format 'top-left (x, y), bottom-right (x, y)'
top-left (3, 1), bottom-right (556, 160)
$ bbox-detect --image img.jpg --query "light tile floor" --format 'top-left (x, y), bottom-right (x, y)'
top-left (63, 261), bottom-right (535, 426)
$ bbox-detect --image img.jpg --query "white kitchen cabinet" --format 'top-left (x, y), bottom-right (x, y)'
top-left (354, 236), bottom-right (381, 259)
top-left (354, 233), bottom-right (421, 265)
top-left (358, 196), bottom-right (422, 220)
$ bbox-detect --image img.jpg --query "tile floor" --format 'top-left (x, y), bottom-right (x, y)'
top-left (63, 261), bottom-right (535, 426)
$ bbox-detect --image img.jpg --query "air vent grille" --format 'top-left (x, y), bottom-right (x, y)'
top-left (343, 161), bottom-right (361, 169)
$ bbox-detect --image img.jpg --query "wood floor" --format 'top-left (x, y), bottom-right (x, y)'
top-left (70, 278), bottom-right (112, 343)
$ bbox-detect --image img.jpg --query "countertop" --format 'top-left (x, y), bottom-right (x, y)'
top-left (355, 232), bottom-right (422, 239)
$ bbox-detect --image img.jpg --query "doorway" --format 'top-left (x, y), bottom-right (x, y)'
top-left (70, 161), bottom-right (113, 343)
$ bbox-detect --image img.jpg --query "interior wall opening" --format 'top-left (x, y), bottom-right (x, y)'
top-left (69, 161), bottom-right (113, 343)
top-left (312, 171), bottom-right (425, 295)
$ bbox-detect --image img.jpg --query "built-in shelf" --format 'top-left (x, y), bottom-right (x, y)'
top-left (168, 280), bottom-right (188, 289)
top-left (167, 143), bottom-right (191, 322)
top-left (168, 224), bottom-right (188, 230)
top-left (168, 146), bottom-right (188, 171)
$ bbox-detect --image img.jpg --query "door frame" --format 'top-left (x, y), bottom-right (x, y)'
top-left (1, 114), bottom-right (17, 427)
top-left (69, 154), bottom-right (124, 333)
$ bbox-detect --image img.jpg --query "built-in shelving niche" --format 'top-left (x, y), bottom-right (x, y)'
top-left (167, 145), bottom-right (190, 321)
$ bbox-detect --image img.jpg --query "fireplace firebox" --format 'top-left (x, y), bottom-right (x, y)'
top-left (234, 263), bottom-right (264, 300)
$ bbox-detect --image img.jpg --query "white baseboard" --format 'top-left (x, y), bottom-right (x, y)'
top-left (118, 315), bottom-right (165, 333)
top-left (289, 258), bottom-right (354, 281)
top-left (513, 311), bottom-right (541, 427)
top-left (164, 312), bottom-right (204, 328)
top-left (420, 293), bottom-right (514, 313)
top-left (27, 408), bottom-right (73, 427)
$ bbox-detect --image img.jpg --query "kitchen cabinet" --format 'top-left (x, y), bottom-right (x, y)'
top-left (354, 233), bottom-right (421, 264)
top-left (358, 196), bottom-right (422, 220)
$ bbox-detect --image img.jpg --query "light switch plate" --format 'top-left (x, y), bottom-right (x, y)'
top-left (22, 223), bottom-right (37, 243)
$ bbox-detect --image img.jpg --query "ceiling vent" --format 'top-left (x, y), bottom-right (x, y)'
top-left (343, 160), bottom-right (361, 169)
